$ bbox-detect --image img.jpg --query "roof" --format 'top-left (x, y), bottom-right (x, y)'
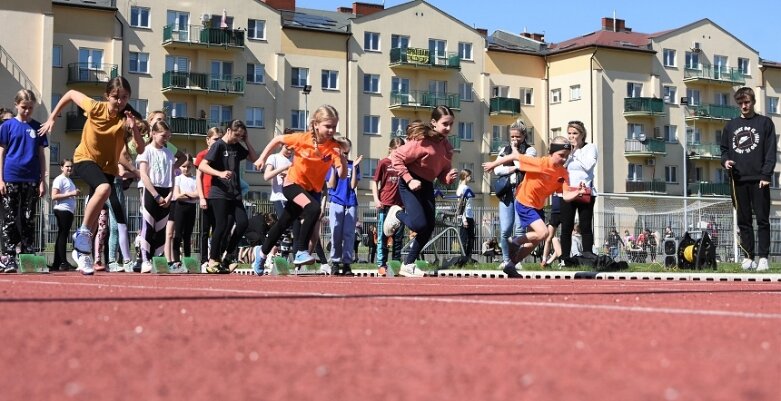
top-left (281, 7), bottom-right (351, 34)
top-left (760, 59), bottom-right (781, 69)
top-left (487, 30), bottom-right (545, 55)
top-left (52, 0), bottom-right (117, 10)
top-left (547, 29), bottom-right (654, 55)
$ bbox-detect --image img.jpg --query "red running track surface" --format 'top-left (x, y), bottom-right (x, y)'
top-left (1, 274), bottom-right (779, 401)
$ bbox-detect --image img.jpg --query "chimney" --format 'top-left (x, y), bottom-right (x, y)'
top-left (263, 0), bottom-right (296, 11)
top-left (521, 32), bottom-right (545, 42)
top-left (475, 28), bottom-right (488, 37)
top-left (353, 2), bottom-right (384, 16)
top-left (337, 6), bottom-right (353, 13)
top-left (602, 17), bottom-right (629, 32)
top-left (601, 17), bottom-right (614, 31)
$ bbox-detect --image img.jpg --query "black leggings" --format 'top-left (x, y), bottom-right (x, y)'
top-left (53, 209), bottom-right (74, 266)
top-left (199, 205), bottom-right (214, 263)
top-left (560, 197), bottom-right (595, 257)
top-left (208, 198), bottom-right (247, 261)
top-left (173, 201), bottom-right (197, 260)
top-left (73, 161), bottom-right (126, 225)
top-left (261, 184), bottom-right (321, 256)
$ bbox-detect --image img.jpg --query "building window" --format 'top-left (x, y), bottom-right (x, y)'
top-left (663, 86), bottom-right (677, 104)
top-left (363, 158), bottom-right (379, 179)
top-left (291, 110), bottom-right (307, 130)
top-left (164, 101), bottom-right (187, 118)
top-left (291, 67), bottom-right (308, 87)
top-left (391, 118), bottom-right (409, 137)
top-left (663, 125), bottom-right (677, 143)
top-left (364, 74), bottom-right (380, 93)
top-left (210, 105), bottom-right (232, 127)
top-left (166, 10), bottom-right (190, 39)
top-left (458, 42), bottom-right (473, 60)
top-left (458, 122), bottom-right (473, 141)
top-left (550, 88), bottom-right (561, 104)
top-left (628, 123), bottom-right (644, 140)
top-left (128, 99), bottom-right (148, 118)
top-left (52, 45), bottom-right (62, 68)
top-left (363, 115), bottom-right (380, 135)
top-left (130, 6), bottom-right (150, 28)
top-left (738, 57), bottom-right (750, 75)
top-left (459, 83), bottom-right (473, 101)
top-left (685, 51), bottom-right (699, 69)
top-left (49, 142), bottom-right (60, 165)
top-left (247, 19), bottom-right (265, 40)
top-left (715, 92), bottom-right (730, 106)
top-left (628, 164), bottom-right (643, 181)
top-left (686, 89), bottom-right (701, 106)
top-left (492, 85), bottom-right (508, 97)
top-left (364, 32), bottom-right (380, 51)
top-left (526, 127), bottom-right (535, 145)
top-left (570, 85), bottom-right (581, 101)
top-left (665, 166), bottom-right (678, 183)
top-left (129, 52), bottom-right (149, 74)
top-left (247, 63), bottom-right (265, 84)
top-left (391, 77), bottom-right (410, 94)
top-left (245, 107), bottom-right (264, 128)
top-left (768, 97), bottom-right (780, 114)
top-left (165, 56), bottom-right (188, 74)
top-left (79, 48), bottom-right (103, 69)
top-left (391, 34), bottom-right (409, 49)
top-left (429, 39), bottom-right (447, 59)
top-left (429, 80), bottom-right (447, 95)
top-left (51, 94), bottom-right (62, 115)
top-left (627, 82), bottom-right (643, 98)
top-left (686, 126), bottom-right (701, 144)
top-left (714, 55), bottom-right (728, 73)
top-left (663, 49), bottom-right (676, 67)
top-left (321, 70), bottom-right (339, 90)
top-left (551, 127), bottom-right (561, 138)
top-left (521, 87), bottom-right (534, 105)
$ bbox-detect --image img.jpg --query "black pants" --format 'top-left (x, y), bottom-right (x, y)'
top-left (208, 198), bottom-right (248, 261)
top-left (199, 204), bottom-right (214, 264)
top-left (141, 187), bottom-right (171, 262)
top-left (53, 209), bottom-right (74, 266)
top-left (560, 197), bottom-right (595, 257)
top-left (397, 178), bottom-right (436, 264)
top-left (732, 180), bottom-right (770, 259)
top-left (73, 161), bottom-right (126, 225)
top-left (173, 201), bottom-right (197, 261)
top-left (262, 184), bottom-right (321, 256)
top-left (1, 182), bottom-right (39, 255)
top-left (459, 217), bottom-right (475, 259)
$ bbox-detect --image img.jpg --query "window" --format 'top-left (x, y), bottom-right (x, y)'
top-left (526, 127), bottom-right (535, 145)
top-left (51, 94), bottom-right (62, 115)
top-left (716, 168), bottom-right (729, 184)
top-left (429, 39), bottom-right (447, 60)
top-left (210, 105), bottom-right (232, 126)
top-left (663, 125), bottom-right (677, 143)
top-left (130, 6), bottom-right (150, 28)
top-left (767, 97), bottom-right (779, 114)
top-left (665, 166), bottom-right (678, 183)
top-left (492, 86), bottom-right (509, 97)
top-left (247, 19), bottom-right (266, 40)
top-left (391, 77), bottom-right (410, 94)
top-left (492, 125), bottom-right (506, 151)
top-left (211, 61), bottom-right (233, 90)
top-left (247, 63), bottom-right (265, 84)
top-left (79, 48), bottom-right (103, 69)
top-left (551, 127), bottom-right (561, 137)
top-left (458, 42), bottom-right (473, 60)
top-left (391, 118), bottom-right (408, 137)
top-left (459, 83), bottom-right (473, 101)
top-left (321, 70), bottom-right (338, 90)
top-left (164, 101), bottom-right (187, 118)
top-left (291, 67), bottom-right (309, 87)
top-left (694, 167), bottom-right (704, 182)
top-left (128, 99), bottom-right (148, 117)
top-left (663, 86), bottom-right (676, 104)
top-left (165, 56), bottom-right (189, 72)
top-left (363, 115), bottom-right (380, 135)
top-left (663, 49), bottom-right (676, 67)
top-left (458, 122), bottom-right (473, 141)
top-left (686, 89), bottom-right (701, 106)
top-left (49, 142), bottom-right (60, 165)
top-left (628, 164), bottom-right (643, 181)
top-left (550, 88), bottom-right (561, 104)
top-left (363, 158), bottom-right (379, 179)
top-left (714, 55), bottom-right (728, 77)
top-left (166, 11), bottom-right (190, 41)
top-left (363, 73), bottom-right (380, 93)
top-left (521, 87), bottom-right (534, 105)
top-left (429, 80), bottom-right (447, 95)
top-left (685, 51), bottom-right (699, 69)
top-left (129, 52), bottom-right (149, 74)
top-left (364, 32), bottom-right (380, 51)
top-left (714, 92), bottom-right (730, 106)
top-left (570, 85), bottom-right (581, 101)
top-left (627, 82), bottom-right (643, 98)
top-left (291, 110), bottom-right (307, 130)
top-left (686, 126), bottom-right (701, 144)
top-left (391, 34), bottom-right (409, 49)
top-left (627, 123), bottom-right (644, 140)
top-left (246, 107), bottom-right (264, 128)
top-left (738, 57), bottom-right (750, 75)
top-left (53, 45), bottom-right (62, 67)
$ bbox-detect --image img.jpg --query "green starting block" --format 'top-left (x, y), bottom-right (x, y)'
top-left (151, 257), bottom-right (170, 273)
top-left (387, 260), bottom-right (401, 277)
top-left (271, 257), bottom-right (290, 276)
top-left (182, 257), bottom-right (200, 274)
top-left (17, 254), bottom-right (48, 273)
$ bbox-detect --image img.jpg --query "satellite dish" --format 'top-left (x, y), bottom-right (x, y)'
top-left (637, 133), bottom-right (647, 143)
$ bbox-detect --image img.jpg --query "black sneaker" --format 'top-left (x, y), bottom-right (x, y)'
top-left (331, 262), bottom-right (342, 276)
top-left (3, 258), bottom-right (18, 274)
top-left (502, 265), bottom-right (522, 279)
top-left (341, 264), bottom-right (354, 277)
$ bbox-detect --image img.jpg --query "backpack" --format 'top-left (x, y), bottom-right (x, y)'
top-left (562, 252), bottom-right (629, 272)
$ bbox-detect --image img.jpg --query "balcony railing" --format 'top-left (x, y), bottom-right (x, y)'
top-left (687, 143), bottom-right (722, 160)
top-left (626, 180), bottom-right (666, 193)
top-left (389, 47), bottom-right (460, 70)
top-left (65, 110), bottom-right (86, 131)
top-left (168, 117), bottom-right (209, 136)
top-left (683, 64), bottom-right (745, 85)
top-left (162, 25), bottom-right (245, 48)
top-left (448, 135), bottom-right (461, 151)
top-left (623, 97), bottom-right (664, 116)
top-left (67, 63), bottom-right (118, 84)
top-left (692, 182), bottom-right (730, 196)
top-left (685, 104), bottom-right (740, 121)
top-left (489, 97), bottom-right (521, 115)
top-left (624, 138), bottom-right (666, 155)
top-left (389, 90), bottom-right (460, 110)
top-left (162, 71), bottom-right (245, 95)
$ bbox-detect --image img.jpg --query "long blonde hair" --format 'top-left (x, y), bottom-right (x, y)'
top-left (405, 120), bottom-right (437, 141)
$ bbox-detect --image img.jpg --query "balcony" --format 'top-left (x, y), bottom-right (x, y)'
top-left (489, 97), bottom-right (521, 116)
top-left (65, 110), bottom-right (86, 131)
top-left (626, 180), bottom-right (666, 194)
top-left (67, 63), bottom-right (118, 85)
top-left (624, 138), bottom-right (666, 156)
top-left (162, 25), bottom-right (245, 50)
top-left (162, 71), bottom-right (245, 96)
top-left (683, 64), bottom-right (745, 86)
top-left (692, 182), bottom-right (730, 197)
top-left (685, 104), bottom-right (740, 122)
top-left (687, 143), bottom-right (722, 160)
top-left (623, 97), bottom-right (665, 117)
top-left (389, 47), bottom-right (460, 70)
top-left (389, 90), bottom-right (460, 111)
top-left (168, 117), bottom-right (209, 137)
top-left (448, 135), bottom-right (461, 151)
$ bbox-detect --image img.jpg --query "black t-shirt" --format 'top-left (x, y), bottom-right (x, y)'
top-left (205, 139), bottom-right (249, 200)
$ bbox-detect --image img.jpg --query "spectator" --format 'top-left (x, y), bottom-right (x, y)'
top-left (560, 120), bottom-right (598, 260)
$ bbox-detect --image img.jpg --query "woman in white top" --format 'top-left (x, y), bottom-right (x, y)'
top-left (51, 159), bottom-right (79, 270)
top-left (456, 169), bottom-right (476, 262)
top-left (560, 120), bottom-right (598, 260)
top-left (173, 155), bottom-right (198, 268)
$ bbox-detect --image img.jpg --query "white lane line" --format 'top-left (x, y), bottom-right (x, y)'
top-left (2, 278), bottom-right (779, 320)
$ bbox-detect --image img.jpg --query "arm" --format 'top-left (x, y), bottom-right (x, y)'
top-left (326, 166), bottom-right (337, 189)
top-left (198, 159), bottom-right (230, 180)
top-left (351, 155), bottom-right (363, 190)
top-left (138, 161), bottom-right (157, 199)
top-left (243, 136), bottom-right (259, 163)
top-left (38, 146), bottom-right (47, 197)
top-left (760, 119), bottom-right (777, 183)
top-left (561, 182), bottom-right (586, 202)
top-left (195, 168), bottom-right (207, 209)
top-left (570, 144), bottom-right (598, 175)
top-left (263, 159), bottom-right (290, 181)
top-left (127, 114), bottom-right (144, 156)
top-left (0, 146), bottom-right (5, 195)
top-left (253, 136), bottom-right (285, 169)
top-left (370, 180), bottom-right (380, 208)
top-left (173, 177), bottom-right (182, 201)
top-left (118, 146), bottom-right (139, 178)
top-left (720, 122), bottom-right (732, 169)
top-left (38, 90), bottom-right (91, 135)
top-left (482, 148), bottom-right (521, 172)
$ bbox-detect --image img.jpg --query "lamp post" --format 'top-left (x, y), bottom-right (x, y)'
top-left (680, 96), bottom-right (689, 233)
top-left (302, 84), bottom-right (312, 121)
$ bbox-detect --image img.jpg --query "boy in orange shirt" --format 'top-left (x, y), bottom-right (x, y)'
top-left (483, 136), bottom-right (585, 277)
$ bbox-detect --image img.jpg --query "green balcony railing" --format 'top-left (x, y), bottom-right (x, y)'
top-left (389, 47), bottom-right (460, 69)
top-left (489, 97), bottom-right (521, 115)
top-left (687, 143), bottom-right (722, 159)
top-left (448, 135), bottom-right (461, 151)
top-left (686, 104), bottom-right (740, 120)
top-left (684, 64), bottom-right (745, 85)
top-left (624, 138), bottom-right (666, 155)
top-left (163, 25), bottom-right (245, 48)
top-left (389, 90), bottom-right (460, 109)
top-left (67, 63), bottom-right (118, 84)
top-left (693, 182), bottom-right (730, 196)
top-left (624, 97), bottom-right (664, 115)
top-left (162, 71), bottom-right (244, 94)
top-left (65, 110), bottom-right (86, 131)
top-left (626, 180), bottom-right (666, 193)
top-left (167, 117), bottom-right (209, 136)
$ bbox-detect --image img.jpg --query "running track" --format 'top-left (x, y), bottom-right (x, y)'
top-left (1, 274), bottom-right (779, 401)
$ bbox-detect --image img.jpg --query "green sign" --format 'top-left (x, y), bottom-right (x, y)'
top-left (406, 48), bottom-right (429, 64)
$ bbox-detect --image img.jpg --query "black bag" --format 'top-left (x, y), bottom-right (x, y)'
top-left (493, 174), bottom-right (513, 198)
top-left (562, 252), bottom-right (629, 272)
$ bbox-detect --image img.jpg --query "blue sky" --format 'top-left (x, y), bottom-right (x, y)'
top-left (296, 0), bottom-right (781, 62)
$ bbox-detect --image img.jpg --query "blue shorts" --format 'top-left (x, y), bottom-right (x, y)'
top-left (515, 201), bottom-right (545, 228)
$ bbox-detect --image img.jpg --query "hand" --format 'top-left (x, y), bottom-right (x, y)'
top-left (72, 189), bottom-right (82, 197)
top-left (482, 161), bottom-right (495, 172)
top-left (759, 180), bottom-right (770, 188)
top-left (355, 155), bottom-right (364, 165)
top-left (724, 160), bottom-right (735, 170)
top-left (125, 112), bottom-right (136, 129)
top-left (39, 181), bottom-right (47, 197)
top-left (408, 179), bottom-right (421, 191)
top-left (38, 119), bottom-right (55, 136)
top-left (446, 168), bottom-right (458, 182)
top-left (221, 170), bottom-right (233, 180)
top-left (253, 158), bottom-right (265, 170)
top-left (199, 198), bottom-right (207, 210)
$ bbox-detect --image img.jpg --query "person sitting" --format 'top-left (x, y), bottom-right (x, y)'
top-left (481, 237), bottom-right (501, 263)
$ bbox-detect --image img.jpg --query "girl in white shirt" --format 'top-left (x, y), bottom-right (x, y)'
top-left (51, 159), bottom-right (79, 270)
top-left (173, 155), bottom-right (198, 268)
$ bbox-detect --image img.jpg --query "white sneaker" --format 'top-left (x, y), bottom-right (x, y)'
top-left (741, 258), bottom-right (756, 270)
top-left (141, 261), bottom-right (153, 273)
top-left (108, 261), bottom-right (124, 272)
top-left (319, 263), bottom-right (332, 275)
top-left (383, 205), bottom-right (402, 237)
top-left (399, 263), bottom-right (425, 277)
top-left (72, 250), bottom-right (94, 275)
top-left (169, 262), bottom-right (189, 274)
top-left (72, 229), bottom-right (93, 254)
top-left (123, 260), bottom-right (134, 273)
top-left (756, 258), bottom-right (769, 272)
top-left (499, 260), bottom-right (516, 271)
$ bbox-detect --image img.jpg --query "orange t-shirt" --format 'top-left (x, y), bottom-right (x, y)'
top-left (72, 99), bottom-right (127, 176)
top-left (282, 132), bottom-right (344, 192)
top-left (514, 155), bottom-right (569, 209)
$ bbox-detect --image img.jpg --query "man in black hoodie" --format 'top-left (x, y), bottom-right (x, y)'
top-left (720, 87), bottom-right (777, 271)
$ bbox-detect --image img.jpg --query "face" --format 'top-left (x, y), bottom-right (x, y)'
top-left (105, 88), bottom-right (130, 114)
top-left (180, 160), bottom-right (192, 176)
top-left (551, 149), bottom-right (571, 166)
top-left (314, 118), bottom-right (338, 141)
top-left (15, 100), bottom-right (34, 121)
top-left (225, 127), bottom-right (246, 144)
top-left (282, 145), bottom-right (293, 158)
top-left (149, 112), bottom-right (165, 125)
top-left (151, 130), bottom-right (168, 147)
top-left (736, 97), bottom-right (755, 117)
top-left (206, 134), bottom-right (218, 148)
top-left (509, 129), bottom-right (524, 146)
top-left (567, 126), bottom-right (584, 146)
top-left (431, 115), bottom-right (454, 136)
top-left (61, 161), bottom-right (73, 177)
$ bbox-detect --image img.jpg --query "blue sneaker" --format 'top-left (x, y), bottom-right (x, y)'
top-left (293, 250), bottom-right (315, 266)
top-left (252, 246), bottom-right (265, 276)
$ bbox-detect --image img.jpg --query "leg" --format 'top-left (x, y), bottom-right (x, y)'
top-left (397, 180), bottom-right (436, 264)
top-left (498, 200), bottom-right (515, 264)
top-left (199, 205), bottom-right (213, 264)
top-left (376, 207), bottom-right (388, 267)
top-left (1, 183), bottom-right (22, 256)
top-left (329, 202), bottom-right (345, 264)
top-left (752, 184), bottom-right (771, 259)
top-left (343, 206), bottom-right (357, 265)
top-left (559, 199), bottom-right (576, 259)
top-left (578, 199), bottom-right (595, 254)
top-left (733, 181), bottom-right (755, 259)
top-left (223, 201), bottom-right (248, 257)
top-left (19, 182), bottom-right (40, 253)
top-left (208, 199), bottom-right (232, 262)
top-left (53, 209), bottom-right (74, 267)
